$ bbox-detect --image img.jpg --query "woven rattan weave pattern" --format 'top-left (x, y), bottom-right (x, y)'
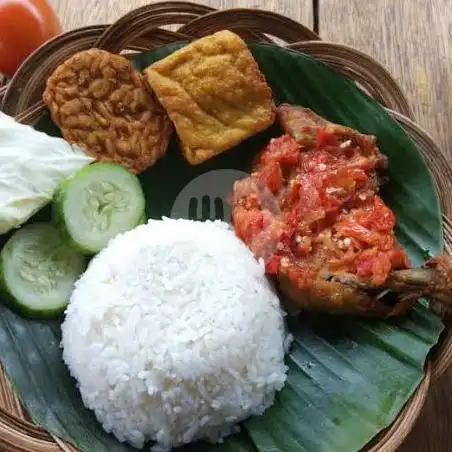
top-left (0, 3), bottom-right (451, 451)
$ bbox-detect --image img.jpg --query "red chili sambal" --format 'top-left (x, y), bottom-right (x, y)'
top-left (232, 107), bottom-right (411, 289)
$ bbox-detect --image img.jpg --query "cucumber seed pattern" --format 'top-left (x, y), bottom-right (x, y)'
top-left (83, 181), bottom-right (129, 233)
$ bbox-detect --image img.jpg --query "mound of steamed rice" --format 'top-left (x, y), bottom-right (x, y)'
top-left (61, 218), bottom-right (289, 451)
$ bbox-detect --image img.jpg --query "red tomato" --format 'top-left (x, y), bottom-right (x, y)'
top-left (258, 135), bottom-right (300, 168)
top-left (0, 0), bottom-right (61, 77)
top-left (231, 207), bottom-right (263, 247)
top-left (257, 160), bottom-right (283, 193)
top-left (316, 128), bottom-right (338, 149)
top-left (265, 255), bottom-right (280, 274)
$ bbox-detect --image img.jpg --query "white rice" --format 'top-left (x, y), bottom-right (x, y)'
top-left (61, 218), bottom-right (289, 451)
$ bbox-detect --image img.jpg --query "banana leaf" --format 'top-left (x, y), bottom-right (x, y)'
top-left (0, 43), bottom-right (445, 452)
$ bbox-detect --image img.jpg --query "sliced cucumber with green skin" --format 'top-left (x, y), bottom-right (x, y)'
top-left (53, 163), bottom-right (146, 255)
top-left (0, 223), bottom-right (86, 318)
top-left (138, 213), bottom-right (148, 225)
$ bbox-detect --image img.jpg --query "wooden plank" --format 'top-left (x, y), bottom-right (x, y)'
top-left (48, 0), bottom-right (313, 33)
top-left (401, 371), bottom-right (452, 452)
top-left (321, 2), bottom-right (452, 451)
top-left (320, 0), bottom-right (452, 157)
top-left (34, 2), bottom-right (452, 451)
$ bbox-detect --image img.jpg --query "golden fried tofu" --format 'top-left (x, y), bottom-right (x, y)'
top-left (43, 49), bottom-right (173, 174)
top-left (144, 30), bottom-right (275, 165)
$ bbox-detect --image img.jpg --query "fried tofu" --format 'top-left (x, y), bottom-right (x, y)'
top-left (144, 30), bottom-right (275, 165)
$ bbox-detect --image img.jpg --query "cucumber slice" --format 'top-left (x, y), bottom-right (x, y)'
top-left (53, 163), bottom-right (145, 254)
top-left (0, 223), bottom-right (86, 318)
top-left (138, 213), bottom-right (147, 225)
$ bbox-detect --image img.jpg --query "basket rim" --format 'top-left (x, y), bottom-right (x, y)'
top-left (0, 3), bottom-right (451, 452)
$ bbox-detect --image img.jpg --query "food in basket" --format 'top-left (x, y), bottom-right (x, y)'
top-left (0, 222), bottom-right (86, 318)
top-left (0, 23), bottom-right (450, 452)
top-left (53, 162), bottom-right (146, 254)
top-left (144, 30), bottom-right (275, 165)
top-left (62, 218), bottom-right (289, 451)
top-left (0, 112), bottom-right (94, 235)
top-left (232, 104), bottom-right (452, 316)
top-left (43, 49), bottom-right (173, 174)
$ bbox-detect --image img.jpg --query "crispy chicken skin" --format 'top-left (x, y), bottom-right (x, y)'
top-left (277, 104), bottom-right (387, 170)
top-left (144, 30), bottom-right (275, 165)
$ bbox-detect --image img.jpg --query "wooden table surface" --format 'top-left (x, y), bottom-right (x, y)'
top-left (48, 1), bottom-right (452, 450)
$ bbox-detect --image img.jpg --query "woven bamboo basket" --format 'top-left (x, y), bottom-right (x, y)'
top-left (0, 2), bottom-right (451, 451)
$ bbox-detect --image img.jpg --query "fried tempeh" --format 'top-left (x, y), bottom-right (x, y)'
top-left (43, 49), bottom-right (173, 174)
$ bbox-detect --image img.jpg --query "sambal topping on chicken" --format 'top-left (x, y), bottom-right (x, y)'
top-left (232, 105), bottom-right (411, 292)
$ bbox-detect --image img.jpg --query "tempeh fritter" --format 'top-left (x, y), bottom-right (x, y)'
top-left (43, 49), bottom-right (173, 174)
